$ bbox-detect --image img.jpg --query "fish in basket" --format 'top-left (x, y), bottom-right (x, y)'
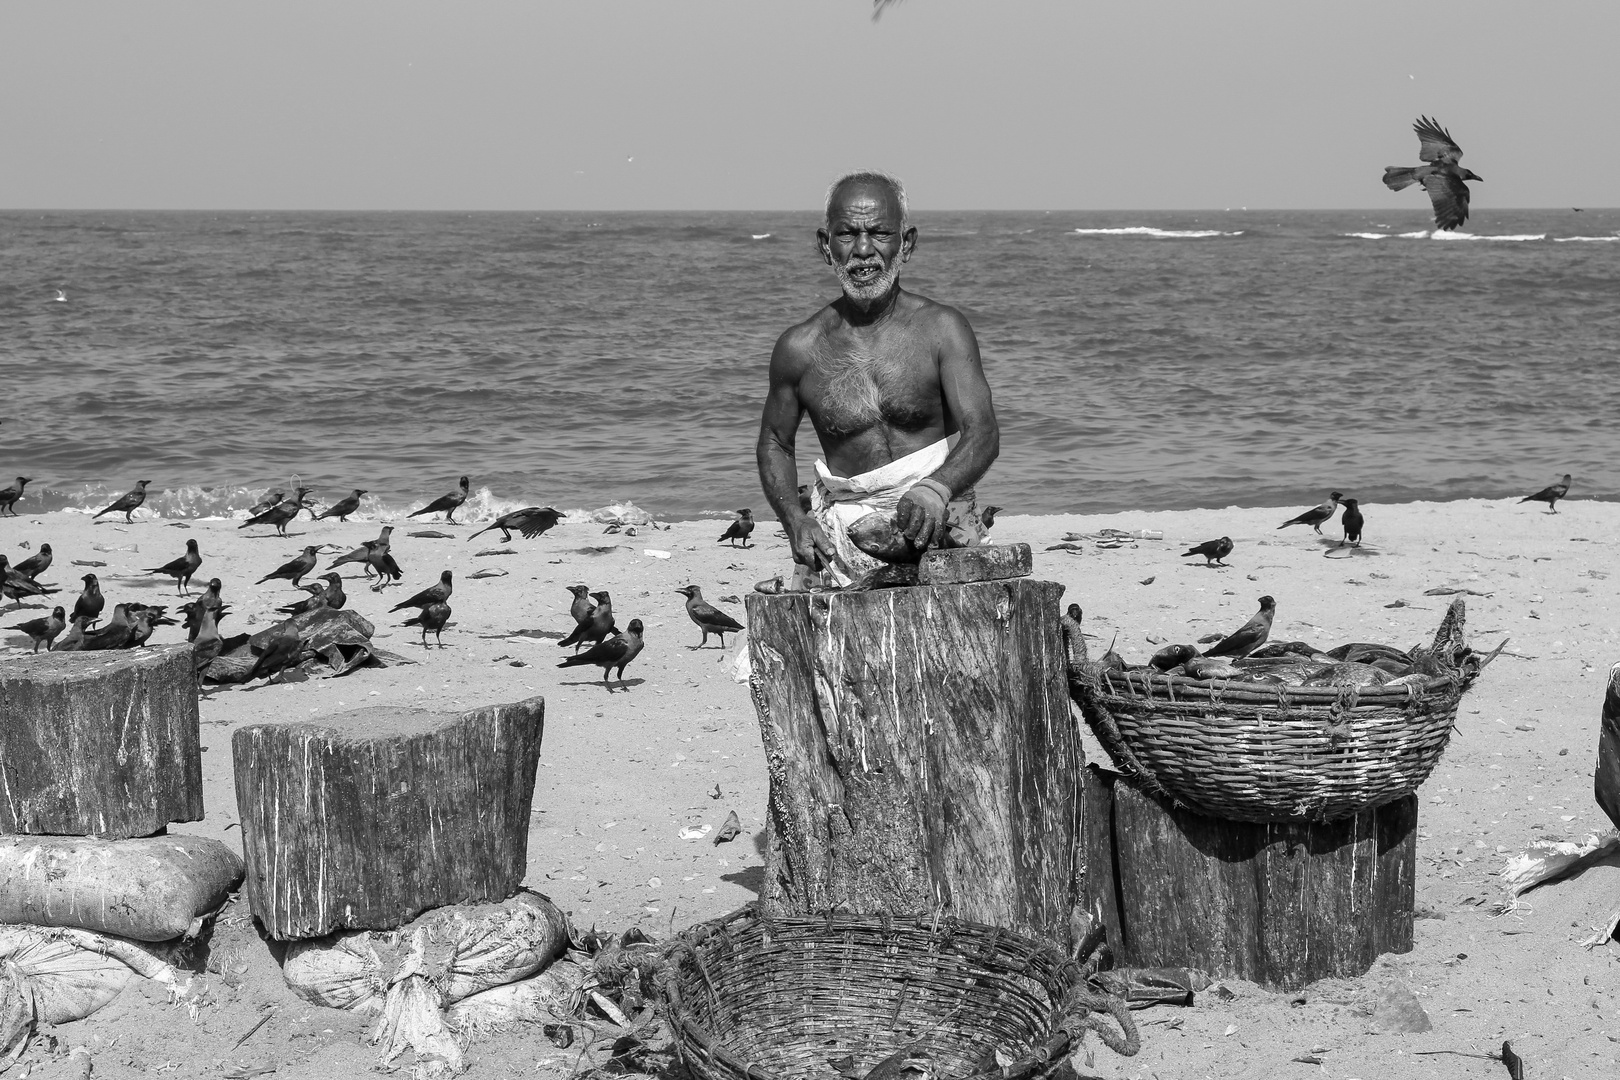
top-left (1068, 599), bottom-right (1502, 823)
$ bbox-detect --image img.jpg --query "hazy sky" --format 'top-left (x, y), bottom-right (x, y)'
top-left (4, 1), bottom-right (1615, 211)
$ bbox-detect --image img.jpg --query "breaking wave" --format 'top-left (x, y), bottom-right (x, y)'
top-left (1072, 227), bottom-right (1243, 239)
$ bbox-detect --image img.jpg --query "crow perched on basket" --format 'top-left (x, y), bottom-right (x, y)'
top-left (1383, 116), bottom-right (1483, 231)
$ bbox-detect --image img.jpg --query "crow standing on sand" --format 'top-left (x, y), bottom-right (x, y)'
top-left (0, 556), bottom-right (57, 605)
top-left (560, 590), bottom-right (617, 651)
top-left (257, 546), bottom-right (320, 588)
top-left (558, 618), bottom-right (645, 689)
top-left (278, 572), bottom-right (344, 616)
top-left (248, 489), bottom-right (284, 517)
top-left (565, 584), bottom-right (596, 630)
top-left (144, 538), bottom-right (202, 594)
top-left (1520, 473), bottom-right (1572, 513)
top-left (1203, 595), bottom-right (1275, 659)
top-left (12, 542), bottom-right (52, 580)
top-left (409, 476), bottom-right (470, 524)
top-left (313, 489), bottom-right (367, 523)
top-left (73, 573), bottom-right (104, 626)
top-left (7, 606), bottom-right (65, 652)
top-left (93, 480), bottom-right (151, 523)
top-left (0, 477), bottom-right (31, 516)
top-left (1181, 536), bottom-right (1233, 567)
top-left (239, 487), bottom-right (312, 537)
top-left (468, 506), bottom-right (562, 543)
top-left (403, 600), bottom-right (452, 647)
top-left (389, 570), bottom-right (452, 613)
top-left (675, 585), bottom-right (744, 648)
top-left (1383, 116), bottom-right (1483, 231)
top-left (1279, 492), bottom-right (1342, 534)
top-left (1339, 498), bottom-right (1364, 548)
top-left (718, 509), bottom-right (755, 548)
top-left (328, 525), bottom-right (393, 575)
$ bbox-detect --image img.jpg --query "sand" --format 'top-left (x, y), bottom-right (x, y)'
top-left (2, 496), bottom-right (1617, 1079)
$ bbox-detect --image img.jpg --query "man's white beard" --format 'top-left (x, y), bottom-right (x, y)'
top-left (835, 257), bottom-right (901, 305)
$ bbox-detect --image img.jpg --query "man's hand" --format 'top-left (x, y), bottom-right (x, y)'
top-left (789, 516), bottom-right (837, 571)
top-left (895, 479), bottom-right (950, 550)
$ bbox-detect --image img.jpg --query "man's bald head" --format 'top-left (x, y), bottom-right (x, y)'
top-left (824, 170), bottom-right (908, 230)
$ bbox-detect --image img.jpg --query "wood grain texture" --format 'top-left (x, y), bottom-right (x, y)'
top-left (0, 646), bottom-right (202, 838)
top-left (1099, 772), bottom-right (1414, 989)
top-left (917, 542), bottom-right (1032, 585)
top-left (747, 579), bottom-right (1082, 948)
top-left (232, 696), bottom-right (544, 940)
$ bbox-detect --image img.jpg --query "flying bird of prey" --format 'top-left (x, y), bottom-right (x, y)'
top-left (408, 475), bottom-right (471, 524)
top-left (93, 480), bottom-right (152, 523)
top-left (1520, 473), bottom-right (1572, 513)
top-left (467, 506), bottom-right (563, 543)
top-left (1203, 595), bottom-right (1276, 659)
top-left (1181, 536), bottom-right (1233, 567)
top-left (1278, 492), bottom-right (1342, 534)
top-left (1383, 116), bottom-right (1483, 231)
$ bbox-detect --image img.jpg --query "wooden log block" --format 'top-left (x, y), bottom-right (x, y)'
top-left (232, 696), bottom-right (545, 940)
top-left (917, 542), bottom-right (1032, 585)
top-left (747, 578), bottom-right (1082, 948)
top-left (0, 646), bottom-right (202, 838)
top-left (1089, 767), bottom-right (1415, 990)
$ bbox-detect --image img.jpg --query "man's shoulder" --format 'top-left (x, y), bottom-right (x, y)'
top-left (897, 290), bottom-right (973, 331)
top-left (772, 302), bottom-right (840, 359)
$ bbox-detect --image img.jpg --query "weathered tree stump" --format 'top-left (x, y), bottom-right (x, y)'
top-left (232, 696), bottom-right (545, 939)
top-left (1083, 767), bottom-right (1416, 990)
top-left (0, 646), bottom-right (202, 838)
top-left (747, 579), bottom-right (1082, 948)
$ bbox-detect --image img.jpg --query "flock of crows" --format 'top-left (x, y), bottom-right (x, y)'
top-left (1, 476), bottom-right (759, 693)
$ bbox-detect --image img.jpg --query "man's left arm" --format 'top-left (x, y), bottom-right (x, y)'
top-left (894, 309), bottom-right (999, 547)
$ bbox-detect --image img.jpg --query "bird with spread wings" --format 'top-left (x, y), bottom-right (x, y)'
top-left (1383, 116), bottom-right (1483, 231)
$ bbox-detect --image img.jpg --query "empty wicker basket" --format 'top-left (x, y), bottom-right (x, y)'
top-left (658, 905), bottom-right (1135, 1080)
top-left (1070, 599), bottom-right (1491, 823)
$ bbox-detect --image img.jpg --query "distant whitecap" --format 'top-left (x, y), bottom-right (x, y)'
top-left (1431, 231), bottom-right (1545, 242)
top-left (1071, 227), bottom-right (1242, 239)
top-left (751, 233), bottom-right (772, 240)
top-left (52, 289), bottom-right (67, 302)
top-left (1344, 232), bottom-right (1390, 240)
top-left (1553, 235), bottom-right (1620, 243)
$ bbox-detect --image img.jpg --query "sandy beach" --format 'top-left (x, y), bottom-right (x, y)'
top-left (3, 495), bottom-right (1617, 1079)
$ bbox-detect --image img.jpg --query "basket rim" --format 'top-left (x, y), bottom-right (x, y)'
top-left (657, 903), bottom-right (1087, 1080)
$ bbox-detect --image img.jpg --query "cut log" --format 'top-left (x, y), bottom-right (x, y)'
top-left (1088, 767), bottom-right (1415, 990)
top-left (917, 542), bottom-right (1032, 585)
top-left (747, 579), bottom-right (1082, 948)
top-left (232, 696), bottom-right (545, 939)
top-left (0, 645), bottom-right (202, 838)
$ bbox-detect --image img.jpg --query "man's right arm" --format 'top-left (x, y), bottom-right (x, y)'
top-left (757, 331), bottom-right (835, 570)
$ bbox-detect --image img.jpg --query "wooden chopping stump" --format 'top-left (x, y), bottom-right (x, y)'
top-left (0, 645), bottom-right (202, 838)
top-left (746, 575), bottom-right (1082, 948)
top-left (1084, 767), bottom-right (1416, 990)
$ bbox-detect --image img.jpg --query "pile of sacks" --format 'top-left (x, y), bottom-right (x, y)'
top-left (278, 890), bottom-right (583, 1075)
top-left (0, 833), bottom-right (242, 1061)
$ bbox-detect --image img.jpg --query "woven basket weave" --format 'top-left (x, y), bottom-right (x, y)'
top-left (658, 905), bottom-right (1135, 1080)
top-left (1070, 600), bottom-right (1484, 823)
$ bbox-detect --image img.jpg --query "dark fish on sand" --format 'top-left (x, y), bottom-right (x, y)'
top-left (1383, 116), bottom-right (1483, 231)
top-left (313, 488), bottom-right (367, 523)
top-left (1150, 643), bottom-right (1199, 671)
top-left (403, 600), bottom-right (452, 647)
top-left (1520, 473), bottom-right (1572, 513)
top-left (0, 477), bottom-right (31, 517)
top-left (1181, 536), bottom-right (1233, 566)
top-left (1278, 492), bottom-right (1342, 534)
top-left (7, 606), bottom-right (65, 652)
top-left (408, 475), bottom-right (470, 524)
top-left (1339, 498), bottom-right (1364, 547)
top-left (557, 618), bottom-right (644, 689)
top-left (676, 585), bottom-right (744, 648)
top-left (1203, 595), bottom-right (1275, 659)
top-left (93, 480), bottom-right (151, 523)
top-left (468, 506), bottom-right (562, 543)
top-left (258, 546), bottom-right (321, 588)
top-left (144, 538), bottom-right (202, 594)
top-left (718, 508), bottom-right (755, 548)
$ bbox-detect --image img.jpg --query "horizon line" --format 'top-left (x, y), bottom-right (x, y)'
top-left (1, 205), bottom-right (1613, 215)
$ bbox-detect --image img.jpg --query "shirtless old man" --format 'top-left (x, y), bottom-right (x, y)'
top-left (757, 170), bottom-right (1000, 584)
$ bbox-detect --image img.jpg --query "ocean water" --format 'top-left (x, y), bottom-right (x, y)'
top-left (2, 208), bottom-right (1616, 521)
